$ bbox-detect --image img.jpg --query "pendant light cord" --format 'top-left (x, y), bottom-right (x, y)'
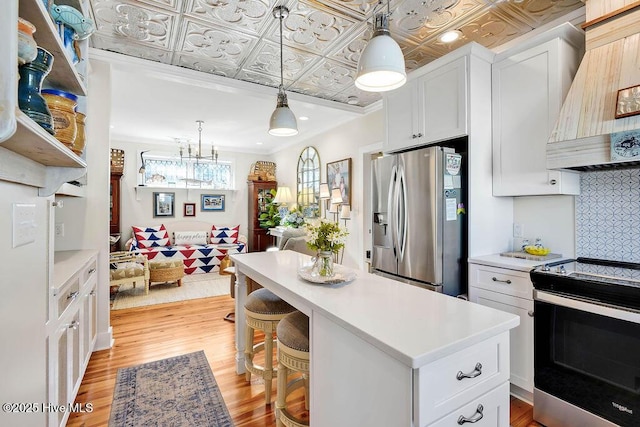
top-left (279, 10), bottom-right (284, 88)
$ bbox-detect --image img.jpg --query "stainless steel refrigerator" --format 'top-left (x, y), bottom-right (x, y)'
top-left (371, 146), bottom-right (464, 296)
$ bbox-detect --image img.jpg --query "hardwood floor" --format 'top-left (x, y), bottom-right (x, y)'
top-left (68, 295), bottom-right (540, 426)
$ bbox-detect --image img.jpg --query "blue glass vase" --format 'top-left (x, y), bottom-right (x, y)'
top-left (18, 47), bottom-right (55, 134)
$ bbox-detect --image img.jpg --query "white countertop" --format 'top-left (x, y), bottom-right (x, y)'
top-left (231, 250), bottom-right (519, 369)
top-left (468, 253), bottom-right (572, 272)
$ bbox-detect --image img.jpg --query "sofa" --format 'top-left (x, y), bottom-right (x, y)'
top-left (127, 220), bottom-right (247, 275)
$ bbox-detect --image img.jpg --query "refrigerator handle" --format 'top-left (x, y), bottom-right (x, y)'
top-left (397, 166), bottom-right (408, 261)
top-left (388, 165), bottom-right (398, 260)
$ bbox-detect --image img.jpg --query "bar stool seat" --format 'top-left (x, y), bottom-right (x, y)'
top-left (276, 310), bottom-right (310, 427)
top-left (244, 288), bottom-right (296, 404)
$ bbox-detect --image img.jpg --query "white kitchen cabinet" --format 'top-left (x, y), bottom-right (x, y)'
top-left (384, 55), bottom-right (467, 153)
top-left (414, 332), bottom-right (509, 426)
top-left (80, 279), bottom-right (97, 367)
top-left (384, 80), bottom-right (417, 152)
top-left (468, 263), bottom-right (535, 403)
top-left (49, 251), bottom-right (98, 427)
top-left (428, 382), bottom-right (510, 427)
top-left (492, 23), bottom-right (583, 196)
top-left (419, 56), bottom-right (467, 144)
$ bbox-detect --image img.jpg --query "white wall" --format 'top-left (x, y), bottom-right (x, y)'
top-left (271, 108), bottom-right (384, 270)
top-left (113, 139), bottom-right (269, 245)
top-left (0, 180), bottom-right (48, 427)
top-left (513, 195), bottom-right (575, 257)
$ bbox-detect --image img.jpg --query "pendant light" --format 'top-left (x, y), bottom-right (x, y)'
top-left (269, 6), bottom-right (298, 137)
top-left (355, 1), bottom-right (406, 92)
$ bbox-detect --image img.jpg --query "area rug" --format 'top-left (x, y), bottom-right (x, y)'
top-left (109, 350), bottom-right (234, 426)
top-left (112, 273), bottom-right (230, 310)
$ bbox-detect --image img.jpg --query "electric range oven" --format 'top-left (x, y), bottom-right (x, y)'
top-left (530, 258), bottom-right (640, 427)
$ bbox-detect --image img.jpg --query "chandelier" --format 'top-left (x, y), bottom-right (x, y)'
top-left (179, 120), bottom-right (218, 163)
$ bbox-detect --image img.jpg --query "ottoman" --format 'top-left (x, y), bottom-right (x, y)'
top-left (149, 259), bottom-right (185, 293)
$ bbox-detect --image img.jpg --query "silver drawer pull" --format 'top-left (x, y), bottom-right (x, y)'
top-left (68, 320), bottom-right (79, 330)
top-left (90, 290), bottom-right (96, 296)
top-left (456, 362), bottom-right (482, 380)
top-left (458, 404), bottom-right (484, 425)
top-left (67, 291), bottom-right (79, 300)
top-left (491, 277), bottom-right (511, 284)
top-left (88, 267), bottom-right (96, 275)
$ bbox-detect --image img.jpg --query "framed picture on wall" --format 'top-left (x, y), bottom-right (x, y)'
top-left (201, 194), bottom-right (225, 211)
top-left (326, 158), bottom-right (352, 206)
top-left (153, 192), bottom-right (175, 217)
top-left (183, 202), bottom-right (196, 217)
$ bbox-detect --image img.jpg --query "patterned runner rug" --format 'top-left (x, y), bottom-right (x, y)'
top-left (109, 351), bottom-right (234, 426)
top-left (112, 273), bottom-right (230, 310)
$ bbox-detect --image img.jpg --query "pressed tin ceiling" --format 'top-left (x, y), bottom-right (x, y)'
top-left (88, 0), bottom-right (584, 107)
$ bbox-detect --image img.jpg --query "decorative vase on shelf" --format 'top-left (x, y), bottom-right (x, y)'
top-left (312, 251), bottom-right (335, 278)
top-left (41, 88), bottom-right (78, 148)
top-left (17, 18), bottom-right (38, 65)
top-left (18, 47), bottom-right (54, 134)
top-left (72, 111), bottom-right (86, 156)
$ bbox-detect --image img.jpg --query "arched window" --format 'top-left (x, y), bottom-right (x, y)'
top-left (297, 146), bottom-right (320, 217)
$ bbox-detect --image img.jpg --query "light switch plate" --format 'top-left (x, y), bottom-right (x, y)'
top-left (13, 203), bottom-right (37, 248)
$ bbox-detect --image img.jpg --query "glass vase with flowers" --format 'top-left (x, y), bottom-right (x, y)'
top-left (304, 220), bottom-right (348, 277)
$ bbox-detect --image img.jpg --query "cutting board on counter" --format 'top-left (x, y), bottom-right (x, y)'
top-left (499, 251), bottom-right (563, 262)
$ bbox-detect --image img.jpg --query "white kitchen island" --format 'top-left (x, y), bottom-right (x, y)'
top-left (231, 250), bottom-right (519, 426)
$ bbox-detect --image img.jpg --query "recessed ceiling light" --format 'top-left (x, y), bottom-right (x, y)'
top-left (439, 30), bottom-right (462, 44)
top-left (347, 96), bottom-right (359, 105)
top-left (109, 124), bottom-right (115, 129)
top-left (299, 116), bottom-right (309, 121)
top-left (256, 142), bottom-right (263, 145)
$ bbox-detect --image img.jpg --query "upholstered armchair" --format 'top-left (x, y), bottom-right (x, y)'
top-left (282, 236), bottom-right (315, 256)
top-left (109, 251), bottom-right (150, 294)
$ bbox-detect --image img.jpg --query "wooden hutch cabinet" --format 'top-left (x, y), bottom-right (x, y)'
top-left (110, 172), bottom-right (122, 251)
top-left (248, 180), bottom-right (277, 252)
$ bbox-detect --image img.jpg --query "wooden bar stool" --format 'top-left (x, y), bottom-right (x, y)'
top-left (244, 288), bottom-right (296, 404)
top-left (276, 310), bottom-right (310, 427)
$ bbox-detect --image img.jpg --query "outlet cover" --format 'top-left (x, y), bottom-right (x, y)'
top-left (513, 223), bottom-right (524, 238)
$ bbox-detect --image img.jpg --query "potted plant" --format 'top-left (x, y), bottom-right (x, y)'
top-left (258, 189), bottom-right (281, 229)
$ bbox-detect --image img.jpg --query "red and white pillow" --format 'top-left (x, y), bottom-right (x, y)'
top-left (131, 224), bottom-right (170, 249)
top-left (210, 225), bottom-right (240, 244)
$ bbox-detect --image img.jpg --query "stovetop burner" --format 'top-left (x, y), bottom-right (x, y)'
top-left (531, 257), bottom-right (640, 312)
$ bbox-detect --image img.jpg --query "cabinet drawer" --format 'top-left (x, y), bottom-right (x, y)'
top-left (414, 332), bottom-right (509, 427)
top-left (81, 257), bottom-right (97, 284)
top-left (56, 274), bottom-right (80, 320)
top-left (469, 264), bottom-right (532, 299)
top-left (426, 382), bottom-right (510, 427)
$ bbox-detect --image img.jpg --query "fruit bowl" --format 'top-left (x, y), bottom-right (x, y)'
top-left (524, 245), bottom-right (550, 256)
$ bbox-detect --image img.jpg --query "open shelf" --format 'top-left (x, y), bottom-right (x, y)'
top-left (19, 0), bottom-right (87, 96)
top-left (56, 182), bottom-right (86, 197)
top-left (2, 110), bottom-right (86, 168)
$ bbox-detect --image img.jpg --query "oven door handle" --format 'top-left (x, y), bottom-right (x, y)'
top-left (534, 290), bottom-right (640, 324)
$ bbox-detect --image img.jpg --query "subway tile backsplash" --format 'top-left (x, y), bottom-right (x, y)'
top-left (576, 169), bottom-right (640, 262)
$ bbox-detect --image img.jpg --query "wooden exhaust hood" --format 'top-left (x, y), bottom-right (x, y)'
top-left (547, 0), bottom-right (640, 170)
